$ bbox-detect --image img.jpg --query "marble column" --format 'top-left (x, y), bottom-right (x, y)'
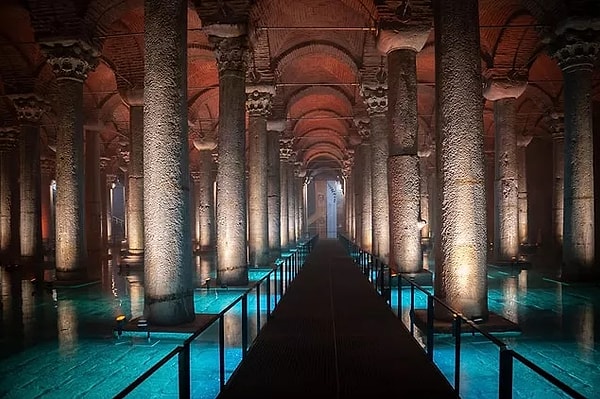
top-left (208, 25), bottom-right (249, 285)
top-left (122, 90), bottom-right (144, 261)
top-left (0, 128), bottom-right (20, 264)
top-left (144, 0), bottom-right (194, 324)
top-left (192, 139), bottom-right (216, 252)
top-left (297, 173), bottom-right (305, 239)
top-left (246, 86), bottom-right (274, 266)
top-left (279, 139), bottom-right (292, 250)
top-left (377, 29), bottom-right (430, 271)
top-left (40, 157), bottom-right (55, 252)
top-left (84, 127), bottom-right (103, 273)
top-left (547, 112), bottom-right (565, 250)
top-left (550, 21), bottom-right (599, 279)
top-left (355, 118), bottom-right (372, 253)
top-left (99, 157), bottom-right (110, 251)
top-left (434, 0), bottom-right (488, 319)
top-left (517, 135), bottom-right (533, 244)
top-left (267, 120), bottom-right (285, 259)
top-left (353, 155), bottom-right (363, 247)
top-left (360, 83), bottom-right (390, 263)
top-left (287, 158), bottom-right (297, 245)
top-left (10, 95), bottom-right (48, 264)
top-left (483, 73), bottom-right (527, 261)
top-left (41, 40), bottom-right (99, 281)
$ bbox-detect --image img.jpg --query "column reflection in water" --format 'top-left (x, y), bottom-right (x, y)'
top-left (128, 278), bottom-right (144, 320)
top-left (502, 276), bottom-right (518, 322)
top-left (224, 305), bottom-right (242, 347)
top-left (57, 299), bottom-right (78, 356)
top-left (576, 303), bottom-right (594, 361)
top-left (195, 253), bottom-right (215, 288)
top-left (2, 268), bottom-right (24, 352)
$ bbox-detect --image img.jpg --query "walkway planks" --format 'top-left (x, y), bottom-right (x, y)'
top-left (217, 238), bottom-right (458, 399)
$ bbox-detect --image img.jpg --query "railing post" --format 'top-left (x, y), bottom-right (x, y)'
top-left (427, 295), bottom-right (434, 361)
top-left (266, 274), bottom-right (272, 320)
top-left (256, 283), bottom-right (261, 333)
top-left (178, 346), bottom-right (190, 399)
top-left (219, 314), bottom-right (225, 390)
top-left (242, 294), bottom-right (248, 358)
top-left (397, 275), bottom-right (402, 319)
top-left (453, 316), bottom-right (461, 394)
top-left (499, 347), bottom-right (513, 399)
top-left (279, 260), bottom-right (284, 298)
top-left (410, 283), bottom-right (415, 336)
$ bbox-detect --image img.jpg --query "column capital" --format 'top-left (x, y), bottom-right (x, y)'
top-left (545, 111), bottom-right (565, 139)
top-left (360, 82), bottom-right (388, 116)
top-left (209, 33), bottom-right (249, 73)
top-left (0, 127), bottom-right (19, 153)
top-left (193, 137), bottom-right (217, 151)
top-left (99, 156), bottom-right (112, 171)
top-left (354, 117), bottom-right (370, 141)
top-left (482, 69), bottom-right (528, 101)
top-left (8, 94), bottom-right (50, 123)
top-left (547, 17), bottom-right (600, 72)
top-left (279, 137), bottom-right (294, 160)
top-left (40, 39), bottom-right (100, 81)
top-left (120, 88), bottom-right (144, 107)
top-left (376, 28), bottom-right (430, 54)
top-left (245, 85), bottom-right (275, 117)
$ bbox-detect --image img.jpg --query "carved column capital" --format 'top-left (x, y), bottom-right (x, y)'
top-left (482, 69), bottom-right (528, 101)
top-left (99, 156), bottom-right (112, 171)
top-left (354, 117), bottom-right (371, 141)
top-left (245, 85), bottom-right (275, 117)
top-left (8, 94), bottom-right (50, 123)
top-left (279, 138), bottom-right (294, 160)
top-left (377, 28), bottom-right (430, 54)
top-left (360, 83), bottom-right (388, 116)
top-left (517, 135), bottom-right (533, 148)
top-left (209, 32), bottom-right (249, 73)
top-left (547, 18), bottom-right (600, 72)
top-left (0, 127), bottom-right (19, 153)
top-left (545, 111), bottom-right (565, 140)
top-left (40, 40), bottom-right (100, 81)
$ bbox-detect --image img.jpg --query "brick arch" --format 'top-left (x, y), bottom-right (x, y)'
top-left (84, 0), bottom-right (144, 43)
top-left (296, 127), bottom-right (347, 151)
top-left (490, 11), bottom-right (540, 70)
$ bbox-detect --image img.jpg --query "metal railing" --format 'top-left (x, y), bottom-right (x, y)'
top-left (339, 234), bottom-right (586, 399)
top-left (114, 235), bottom-right (318, 399)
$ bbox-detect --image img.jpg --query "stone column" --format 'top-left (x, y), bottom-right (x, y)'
top-left (121, 90), bottom-right (144, 261)
top-left (99, 157), bottom-right (110, 251)
top-left (144, 0), bottom-right (194, 324)
top-left (434, 0), bottom-right (488, 319)
top-left (360, 83), bottom-right (390, 263)
top-left (10, 95), bottom-right (49, 264)
top-left (40, 157), bottom-right (55, 252)
top-left (267, 120), bottom-right (284, 258)
top-left (287, 157), bottom-right (297, 245)
top-left (547, 112), bottom-right (565, 250)
top-left (0, 128), bottom-right (20, 264)
top-left (355, 118), bottom-right (372, 252)
top-left (106, 173), bottom-right (115, 243)
top-left (550, 21), bottom-right (599, 279)
top-left (279, 139), bottom-right (292, 250)
top-left (297, 173), bottom-right (305, 239)
top-left (192, 139), bottom-right (216, 252)
top-left (208, 25), bottom-right (249, 285)
top-left (517, 135), bottom-right (532, 244)
top-left (41, 40), bottom-right (99, 281)
top-left (377, 29), bottom-right (430, 270)
top-left (246, 86), bottom-right (274, 266)
top-left (84, 127), bottom-right (103, 273)
top-left (353, 155), bottom-right (363, 247)
top-left (483, 72), bottom-right (527, 261)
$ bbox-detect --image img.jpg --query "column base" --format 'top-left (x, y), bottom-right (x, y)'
top-left (413, 310), bottom-right (521, 334)
top-left (395, 269), bottom-right (433, 286)
top-left (55, 268), bottom-right (95, 285)
top-left (121, 252), bottom-right (144, 265)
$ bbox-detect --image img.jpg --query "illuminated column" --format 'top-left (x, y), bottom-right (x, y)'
top-left (105, 174), bottom-right (115, 243)
top-left (41, 40), bottom-right (99, 281)
top-left (355, 118), bottom-right (372, 252)
top-left (122, 90), bottom-right (144, 261)
top-left (0, 128), bottom-right (19, 264)
top-left (287, 157), bottom-right (297, 245)
top-left (434, 0), bottom-right (488, 319)
top-left (208, 25), bottom-right (249, 285)
top-left (192, 139), bottom-right (216, 252)
top-left (40, 157), bottom-right (55, 251)
top-left (99, 157), bottom-right (110, 250)
top-left (84, 127), bottom-right (103, 270)
top-left (547, 112), bottom-right (565, 250)
top-left (378, 29), bottom-right (430, 272)
top-left (246, 86), bottom-right (274, 266)
top-left (361, 82), bottom-right (390, 262)
top-left (295, 168), bottom-right (304, 240)
top-left (266, 120), bottom-right (285, 258)
top-left (517, 135), bottom-right (532, 244)
top-left (9, 95), bottom-right (48, 263)
top-left (144, 0), bottom-right (194, 324)
top-left (483, 72), bottom-right (527, 261)
top-left (550, 22), bottom-right (599, 279)
top-left (279, 139), bottom-right (292, 249)
top-left (353, 156), bottom-right (363, 247)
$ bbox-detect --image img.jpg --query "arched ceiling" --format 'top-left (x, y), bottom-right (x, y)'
top-left (0, 0), bottom-right (598, 179)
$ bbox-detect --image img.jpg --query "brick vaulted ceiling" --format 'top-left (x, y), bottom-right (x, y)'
top-left (0, 0), bottom-right (598, 180)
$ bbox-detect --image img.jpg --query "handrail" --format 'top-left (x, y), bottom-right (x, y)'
top-left (113, 234), bottom-right (318, 399)
top-left (339, 234), bottom-right (585, 399)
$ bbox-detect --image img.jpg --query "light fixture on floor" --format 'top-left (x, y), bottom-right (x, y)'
top-left (115, 314), bottom-right (126, 337)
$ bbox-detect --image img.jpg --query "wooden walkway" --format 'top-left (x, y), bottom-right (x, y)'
top-left (217, 238), bottom-right (458, 399)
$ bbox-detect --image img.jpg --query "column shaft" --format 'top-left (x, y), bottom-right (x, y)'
top-left (288, 164), bottom-right (296, 245)
top-left (370, 113), bottom-right (390, 262)
top-left (196, 151), bottom-right (215, 251)
top-left (517, 143), bottom-right (528, 244)
top-left (127, 105), bottom-right (144, 256)
top-left (361, 143), bottom-right (372, 252)
top-left (144, 0), bottom-right (194, 324)
top-left (280, 159), bottom-right (289, 249)
top-left (553, 134), bottom-right (564, 248)
top-left (85, 129), bottom-right (102, 271)
top-left (267, 128), bottom-right (281, 257)
top-left (19, 124), bottom-right (42, 262)
top-left (0, 134), bottom-right (19, 263)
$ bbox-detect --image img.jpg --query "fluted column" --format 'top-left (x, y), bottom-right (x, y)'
top-left (355, 118), bottom-right (372, 253)
top-left (547, 112), bottom-right (565, 250)
top-left (192, 139), bottom-right (216, 252)
top-left (483, 72), bottom-right (527, 261)
top-left (10, 95), bottom-right (49, 264)
top-left (550, 20), bottom-right (599, 279)
top-left (360, 83), bottom-right (390, 263)
top-left (246, 86), bottom-right (274, 266)
top-left (517, 135), bottom-right (532, 244)
top-left (41, 40), bottom-right (99, 281)
top-left (0, 128), bottom-right (20, 264)
top-left (434, 0), bottom-right (488, 319)
top-left (40, 157), bottom-right (55, 251)
top-left (279, 138), bottom-right (292, 249)
top-left (121, 89), bottom-right (144, 261)
top-left (267, 120), bottom-right (285, 258)
top-left (144, 0), bottom-right (194, 324)
top-left (208, 25), bottom-right (249, 285)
